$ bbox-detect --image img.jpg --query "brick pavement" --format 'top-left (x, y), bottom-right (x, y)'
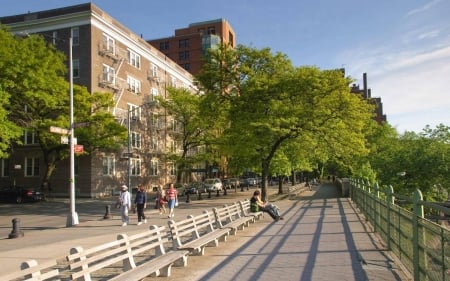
top-left (0, 183), bottom-right (411, 280)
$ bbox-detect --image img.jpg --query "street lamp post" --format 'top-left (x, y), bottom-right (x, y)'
top-left (67, 36), bottom-right (78, 227)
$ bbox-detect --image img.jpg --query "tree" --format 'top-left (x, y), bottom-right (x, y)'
top-left (157, 87), bottom-right (211, 182)
top-left (0, 28), bottom-right (127, 189)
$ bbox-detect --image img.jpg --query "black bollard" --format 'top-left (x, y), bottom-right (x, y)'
top-left (104, 205), bottom-right (112, 219)
top-left (216, 189), bottom-right (220, 197)
top-left (9, 218), bottom-right (24, 239)
top-left (241, 184), bottom-right (244, 192)
top-left (186, 192), bottom-right (191, 203)
top-left (208, 189), bottom-right (212, 198)
top-left (223, 188), bottom-right (227, 196)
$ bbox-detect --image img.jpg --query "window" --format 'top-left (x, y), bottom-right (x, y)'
top-left (52, 31), bottom-right (58, 45)
top-left (150, 88), bottom-right (159, 101)
top-left (179, 39), bottom-right (189, 48)
top-left (71, 27), bottom-right (80, 46)
top-left (128, 104), bottom-right (141, 121)
top-left (180, 63), bottom-right (190, 70)
top-left (151, 114), bottom-right (160, 129)
top-left (102, 155), bottom-right (115, 175)
top-left (1, 159), bottom-right (10, 177)
top-left (25, 157), bottom-right (39, 177)
top-left (24, 130), bottom-right (38, 145)
top-left (128, 50), bottom-right (141, 69)
top-left (102, 34), bottom-right (115, 53)
top-left (170, 76), bottom-right (177, 87)
top-left (178, 51), bottom-right (189, 60)
top-left (207, 27), bottom-right (216, 35)
top-left (151, 64), bottom-right (159, 78)
top-left (151, 137), bottom-right (158, 151)
top-left (150, 159), bottom-right (158, 176)
top-left (159, 41), bottom-right (169, 51)
top-left (130, 131), bottom-right (142, 149)
top-left (167, 162), bottom-right (176, 176)
top-left (127, 76), bottom-right (141, 94)
top-left (130, 158), bottom-right (141, 176)
top-left (170, 140), bottom-right (177, 153)
top-left (102, 65), bottom-right (116, 84)
top-left (73, 59), bottom-right (80, 78)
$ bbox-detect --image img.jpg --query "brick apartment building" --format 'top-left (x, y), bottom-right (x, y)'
top-left (147, 18), bottom-right (236, 75)
top-left (350, 73), bottom-right (387, 124)
top-left (0, 3), bottom-right (197, 197)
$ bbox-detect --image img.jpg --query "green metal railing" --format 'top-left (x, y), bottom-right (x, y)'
top-left (348, 179), bottom-right (450, 281)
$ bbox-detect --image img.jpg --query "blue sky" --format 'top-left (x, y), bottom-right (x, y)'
top-left (1, 0), bottom-right (449, 133)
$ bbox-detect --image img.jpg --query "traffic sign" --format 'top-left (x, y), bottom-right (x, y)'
top-left (50, 126), bottom-right (69, 135)
top-left (74, 145), bottom-right (84, 153)
top-left (61, 136), bottom-right (69, 144)
top-left (73, 122), bottom-right (90, 128)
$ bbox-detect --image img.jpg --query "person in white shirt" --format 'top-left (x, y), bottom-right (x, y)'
top-left (119, 185), bottom-right (131, 226)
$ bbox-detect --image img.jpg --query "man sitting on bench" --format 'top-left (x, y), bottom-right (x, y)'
top-left (250, 190), bottom-right (283, 221)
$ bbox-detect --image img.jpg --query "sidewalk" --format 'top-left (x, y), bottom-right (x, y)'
top-left (0, 184), bottom-right (410, 280)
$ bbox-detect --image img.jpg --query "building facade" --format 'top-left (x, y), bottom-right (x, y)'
top-left (147, 18), bottom-right (236, 75)
top-left (0, 3), bottom-right (196, 197)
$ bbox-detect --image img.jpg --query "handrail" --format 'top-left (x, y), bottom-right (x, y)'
top-left (345, 178), bottom-right (450, 281)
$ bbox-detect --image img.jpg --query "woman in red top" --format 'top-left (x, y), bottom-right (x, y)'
top-left (166, 183), bottom-right (178, 218)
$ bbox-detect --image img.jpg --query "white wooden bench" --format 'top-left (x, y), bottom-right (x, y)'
top-left (168, 210), bottom-right (230, 256)
top-left (239, 199), bottom-right (264, 221)
top-left (0, 259), bottom-right (59, 281)
top-left (288, 183), bottom-right (307, 199)
top-left (213, 202), bottom-right (254, 235)
top-left (67, 225), bottom-right (188, 280)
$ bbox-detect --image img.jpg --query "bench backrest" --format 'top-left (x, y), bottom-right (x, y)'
top-left (117, 225), bottom-right (170, 262)
top-left (168, 210), bottom-right (215, 248)
top-left (0, 259), bottom-right (59, 281)
top-left (67, 225), bottom-right (166, 281)
top-left (239, 199), bottom-right (252, 216)
top-left (213, 203), bottom-right (243, 228)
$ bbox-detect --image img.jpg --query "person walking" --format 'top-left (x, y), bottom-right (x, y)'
top-left (166, 183), bottom-right (178, 218)
top-left (250, 189), bottom-right (283, 221)
top-left (119, 185), bottom-right (131, 226)
top-left (134, 184), bottom-right (147, 225)
top-left (157, 185), bottom-right (167, 215)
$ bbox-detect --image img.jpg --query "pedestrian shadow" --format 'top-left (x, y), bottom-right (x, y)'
top-left (198, 184), bottom-right (376, 281)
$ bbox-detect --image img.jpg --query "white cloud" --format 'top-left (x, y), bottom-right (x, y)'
top-left (405, 0), bottom-right (443, 17)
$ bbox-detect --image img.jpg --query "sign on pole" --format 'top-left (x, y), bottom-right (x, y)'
top-left (50, 126), bottom-right (69, 135)
top-left (74, 145), bottom-right (84, 153)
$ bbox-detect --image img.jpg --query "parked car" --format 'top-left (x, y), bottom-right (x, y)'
top-left (0, 186), bottom-right (43, 203)
top-left (182, 182), bottom-right (206, 195)
top-left (228, 178), bottom-right (240, 189)
top-left (203, 178), bottom-right (223, 192)
top-left (244, 178), bottom-right (257, 186)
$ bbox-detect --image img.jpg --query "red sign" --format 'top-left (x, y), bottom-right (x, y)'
top-left (74, 145), bottom-right (84, 153)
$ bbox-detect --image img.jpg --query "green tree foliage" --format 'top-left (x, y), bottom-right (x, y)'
top-left (367, 123), bottom-right (450, 200)
top-left (157, 87), bottom-right (210, 182)
top-left (0, 27), bottom-right (127, 188)
top-left (198, 44), bottom-right (374, 199)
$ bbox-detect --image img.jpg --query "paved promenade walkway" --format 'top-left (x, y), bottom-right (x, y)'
top-left (0, 183), bottom-right (410, 280)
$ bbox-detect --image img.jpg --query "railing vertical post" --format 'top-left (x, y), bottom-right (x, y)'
top-left (373, 182), bottom-right (380, 233)
top-left (386, 185), bottom-right (394, 251)
top-left (413, 189), bottom-right (424, 281)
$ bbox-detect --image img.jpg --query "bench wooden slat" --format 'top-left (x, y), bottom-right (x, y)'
top-left (168, 210), bottom-right (230, 256)
top-left (67, 225), bottom-right (188, 280)
top-left (213, 202), bottom-right (254, 235)
top-left (239, 199), bottom-right (264, 220)
top-left (0, 259), bottom-right (59, 281)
